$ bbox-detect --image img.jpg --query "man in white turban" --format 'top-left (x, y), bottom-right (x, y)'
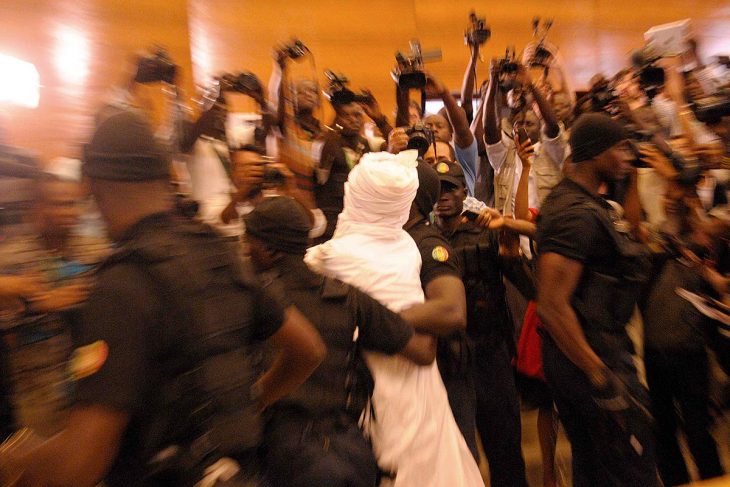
top-left (306, 150), bottom-right (484, 487)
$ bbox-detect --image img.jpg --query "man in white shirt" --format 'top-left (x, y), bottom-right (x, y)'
top-left (484, 62), bottom-right (567, 214)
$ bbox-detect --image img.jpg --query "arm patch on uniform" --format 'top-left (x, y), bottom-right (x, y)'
top-left (432, 246), bottom-right (450, 262)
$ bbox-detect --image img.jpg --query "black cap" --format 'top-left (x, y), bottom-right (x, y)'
top-left (434, 161), bottom-right (466, 189)
top-left (244, 196), bottom-right (312, 255)
top-left (414, 160), bottom-right (440, 218)
top-left (83, 110), bottom-right (169, 181)
top-left (569, 113), bottom-right (627, 163)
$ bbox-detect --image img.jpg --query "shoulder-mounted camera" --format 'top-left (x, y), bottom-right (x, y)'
top-left (496, 47), bottom-right (520, 91)
top-left (282, 39), bottom-right (310, 61)
top-left (134, 46), bottom-right (178, 85)
top-left (219, 72), bottom-right (264, 98)
top-left (323, 70), bottom-right (371, 106)
top-left (465, 11), bottom-right (491, 47)
top-left (392, 40), bottom-right (442, 90)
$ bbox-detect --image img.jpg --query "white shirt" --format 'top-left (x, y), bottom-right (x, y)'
top-left (486, 124), bottom-right (567, 213)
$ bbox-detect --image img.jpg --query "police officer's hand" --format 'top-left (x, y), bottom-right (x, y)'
top-left (471, 207), bottom-right (506, 230)
top-left (29, 283), bottom-right (89, 312)
top-left (590, 369), bottom-right (631, 422)
top-left (388, 127), bottom-right (409, 154)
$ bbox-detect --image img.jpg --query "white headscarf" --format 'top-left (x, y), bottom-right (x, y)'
top-left (334, 150), bottom-right (419, 239)
top-left (305, 149), bottom-right (422, 312)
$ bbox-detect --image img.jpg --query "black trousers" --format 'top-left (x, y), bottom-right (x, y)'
top-left (261, 411), bottom-right (378, 487)
top-left (0, 341), bottom-right (15, 440)
top-left (542, 334), bottom-right (659, 487)
top-left (439, 338), bottom-right (527, 486)
top-left (473, 340), bottom-right (528, 487)
top-left (645, 348), bottom-right (724, 486)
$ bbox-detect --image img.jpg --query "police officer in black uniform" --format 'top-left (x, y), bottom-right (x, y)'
top-left (434, 161), bottom-right (534, 487)
top-left (536, 113), bottom-right (659, 486)
top-left (243, 196), bottom-right (436, 487)
top-left (0, 111), bottom-right (326, 487)
top-left (402, 161), bottom-right (474, 457)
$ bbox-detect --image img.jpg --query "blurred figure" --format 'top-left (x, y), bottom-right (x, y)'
top-left (0, 158), bottom-right (108, 438)
top-left (0, 111), bottom-right (325, 487)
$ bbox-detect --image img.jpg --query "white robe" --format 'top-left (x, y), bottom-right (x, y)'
top-left (305, 151), bottom-right (484, 487)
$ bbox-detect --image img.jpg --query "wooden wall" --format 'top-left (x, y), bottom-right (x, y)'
top-left (188, 0), bottom-right (730, 122)
top-left (0, 0), bottom-right (194, 162)
top-left (0, 0), bottom-right (728, 160)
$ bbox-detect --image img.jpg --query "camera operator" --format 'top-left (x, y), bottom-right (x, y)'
top-left (484, 60), bottom-right (567, 213)
top-left (638, 171), bottom-right (726, 485)
top-left (313, 90), bottom-right (370, 243)
top-left (434, 161), bottom-right (535, 487)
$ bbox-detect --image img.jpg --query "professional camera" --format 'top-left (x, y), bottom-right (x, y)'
top-left (281, 39), bottom-right (310, 61)
top-left (219, 71), bottom-right (264, 97)
top-left (405, 122), bottom-right (434, 156)
top-left (392, 40), bottom-right (442, 90)
top-left (495, 47), bottom-right (519, 91)
top-left (630, 46), bottom-right (664, 102)
top-left (692, 91), bottom-right (730, 124)
top-left (465, 11), bottom-right (491, 47)
top-left (134, 47), bottom-right (178, 84)
top-left (526, 17), bottom-right (554, 68)
top-left (590, 79), bottom-right (619, 113)
top-left (323, 71), bottom-right (372, 106)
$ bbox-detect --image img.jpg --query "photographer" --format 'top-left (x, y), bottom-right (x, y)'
top-left (484, 60), bottom-right (567, 213)
top-left (639, 173), bottom-right (726, 485)
top-left (313, 93), bottom-right (370, 243)
top-left (423, 73), bottom-right (480, 197)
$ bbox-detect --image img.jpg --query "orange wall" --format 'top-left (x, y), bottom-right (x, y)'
top-left (189, 0), bottom-right (730, 122)
top-left (0, 0), bottom-right (728, 161)
top-left (0, 0), bottom-right (194, 162)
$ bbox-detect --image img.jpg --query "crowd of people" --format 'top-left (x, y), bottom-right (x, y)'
top-left (0, 12), bottom-right (729, 487)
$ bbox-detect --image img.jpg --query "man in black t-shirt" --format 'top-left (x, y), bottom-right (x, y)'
top-left (536, 114), bottom-right (659, 486)
top-left (244, 196), bottom-right (435, 487)
top-left (0, 111), bottom-right (325, 487)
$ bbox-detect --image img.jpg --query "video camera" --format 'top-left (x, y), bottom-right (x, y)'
top-left (392, 40), bottom-right (442, 90)
top-left (405, 122), bottom-right (434, 156)
top-left (281, 39), bottom-right (310, 61)
top-left (527, 17), bottom-right (554, 68)
top-left (134, 47), bottom-right (178, 84)
top-left (323, 71), bottom-right (372, 106)
top-left (465, 11), bottom-right (491, 47)
top-left (219, 71), bottom-right (264, 97)
top-left (495, 47), bottom-right (520, 91)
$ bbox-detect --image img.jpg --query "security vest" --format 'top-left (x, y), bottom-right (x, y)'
top-left (101, 214), bottom-right (263, 486)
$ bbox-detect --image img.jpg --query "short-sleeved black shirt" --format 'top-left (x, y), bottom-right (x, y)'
top-left (267, 258), bottom-right (413, 414)
top-left (71, 213), bottom-right (287, 483)
top-left (536, 178), bottom-right (615, 272)
top-left (406, 219), bottom-right (461, 289)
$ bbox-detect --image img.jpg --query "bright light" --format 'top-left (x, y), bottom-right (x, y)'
top-left (54, 25), bottom-right (90, 86)
top-left (0, 54), bottom-right (40, 108)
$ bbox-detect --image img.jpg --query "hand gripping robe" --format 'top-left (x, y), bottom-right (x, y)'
top-left (305, 151), bottom-right (484, 487)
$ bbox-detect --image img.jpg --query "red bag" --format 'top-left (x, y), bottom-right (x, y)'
top-left (515, 300), bottom-right (545, 380)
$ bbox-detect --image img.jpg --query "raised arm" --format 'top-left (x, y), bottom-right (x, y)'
top-left (426, 73), bottom-right (474, 149)
top-left (461, 43), bottom-right (480, 125)
top-left (483, 61), bottom-right (501, 145)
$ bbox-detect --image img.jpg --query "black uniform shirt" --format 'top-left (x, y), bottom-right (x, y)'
top-left (536, 178), bottom-right (615, 269)
top-left (267, 257), bottom-right (413, 415)
top-left (406, 219), bottom-right (461, 289)
top-left (72, 213), bottom-right (286, 421)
